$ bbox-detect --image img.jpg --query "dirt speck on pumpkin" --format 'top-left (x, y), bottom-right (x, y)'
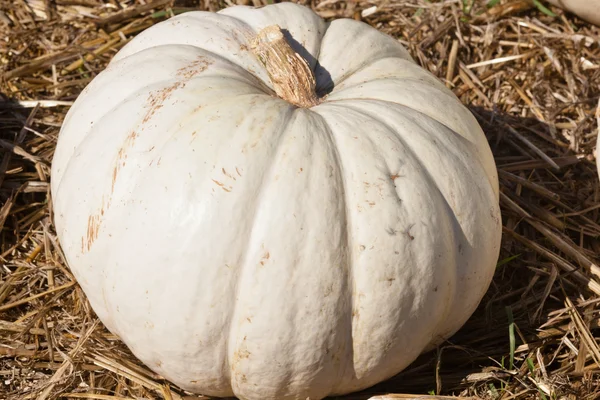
top-left (259, 251), bottom-right (270, 266)
top-left (404, 224), bottom-right (415, 241)
top-left (234, 348), bottom-right (251, 360)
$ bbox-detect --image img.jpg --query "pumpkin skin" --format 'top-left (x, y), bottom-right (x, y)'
top-left (50, 3), bottom-right (502, 399)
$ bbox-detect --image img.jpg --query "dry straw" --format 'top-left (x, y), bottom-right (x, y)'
top-left (1, 0), bottom-right (600, 399)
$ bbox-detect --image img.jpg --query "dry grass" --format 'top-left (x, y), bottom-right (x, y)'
top-left (1, 0), bottom-right (600, 399)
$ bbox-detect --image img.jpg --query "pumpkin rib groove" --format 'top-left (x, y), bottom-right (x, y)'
top-left (54, 90), bottom-right (286, 361)
top-left (225, 106), bottom-right (296, 392)
top-left (355, 105), bottom-right (463, 343)
top-left (310, 110), bottom-right (356, 393)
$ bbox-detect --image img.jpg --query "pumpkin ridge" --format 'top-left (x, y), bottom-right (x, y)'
top-left (225, 107), bottom-right (296, 392)
top-left (310, 111), bottom-right (355, 393)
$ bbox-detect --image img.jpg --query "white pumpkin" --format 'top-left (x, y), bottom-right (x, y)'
top-left (50, 3), bottom-right (502, 399)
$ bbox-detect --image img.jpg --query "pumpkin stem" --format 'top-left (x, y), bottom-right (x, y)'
top-left (251, 25), bottom-right (320, 108)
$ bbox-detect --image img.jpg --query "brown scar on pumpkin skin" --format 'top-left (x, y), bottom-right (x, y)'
top-left (84, 195), bottom-right (109, 252)
top-left (86, 213), bottom-right (101, 252)
top-left (120, 56), bottom-right (212, 190)
top-left (176, 57), bottom-right (211, 79)
top-left (112, 131), bottom-right (138, 193)
top-left (222, 167), bottom-right (237, 180)
top-left (212, 179), bottom-right (232, 192)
